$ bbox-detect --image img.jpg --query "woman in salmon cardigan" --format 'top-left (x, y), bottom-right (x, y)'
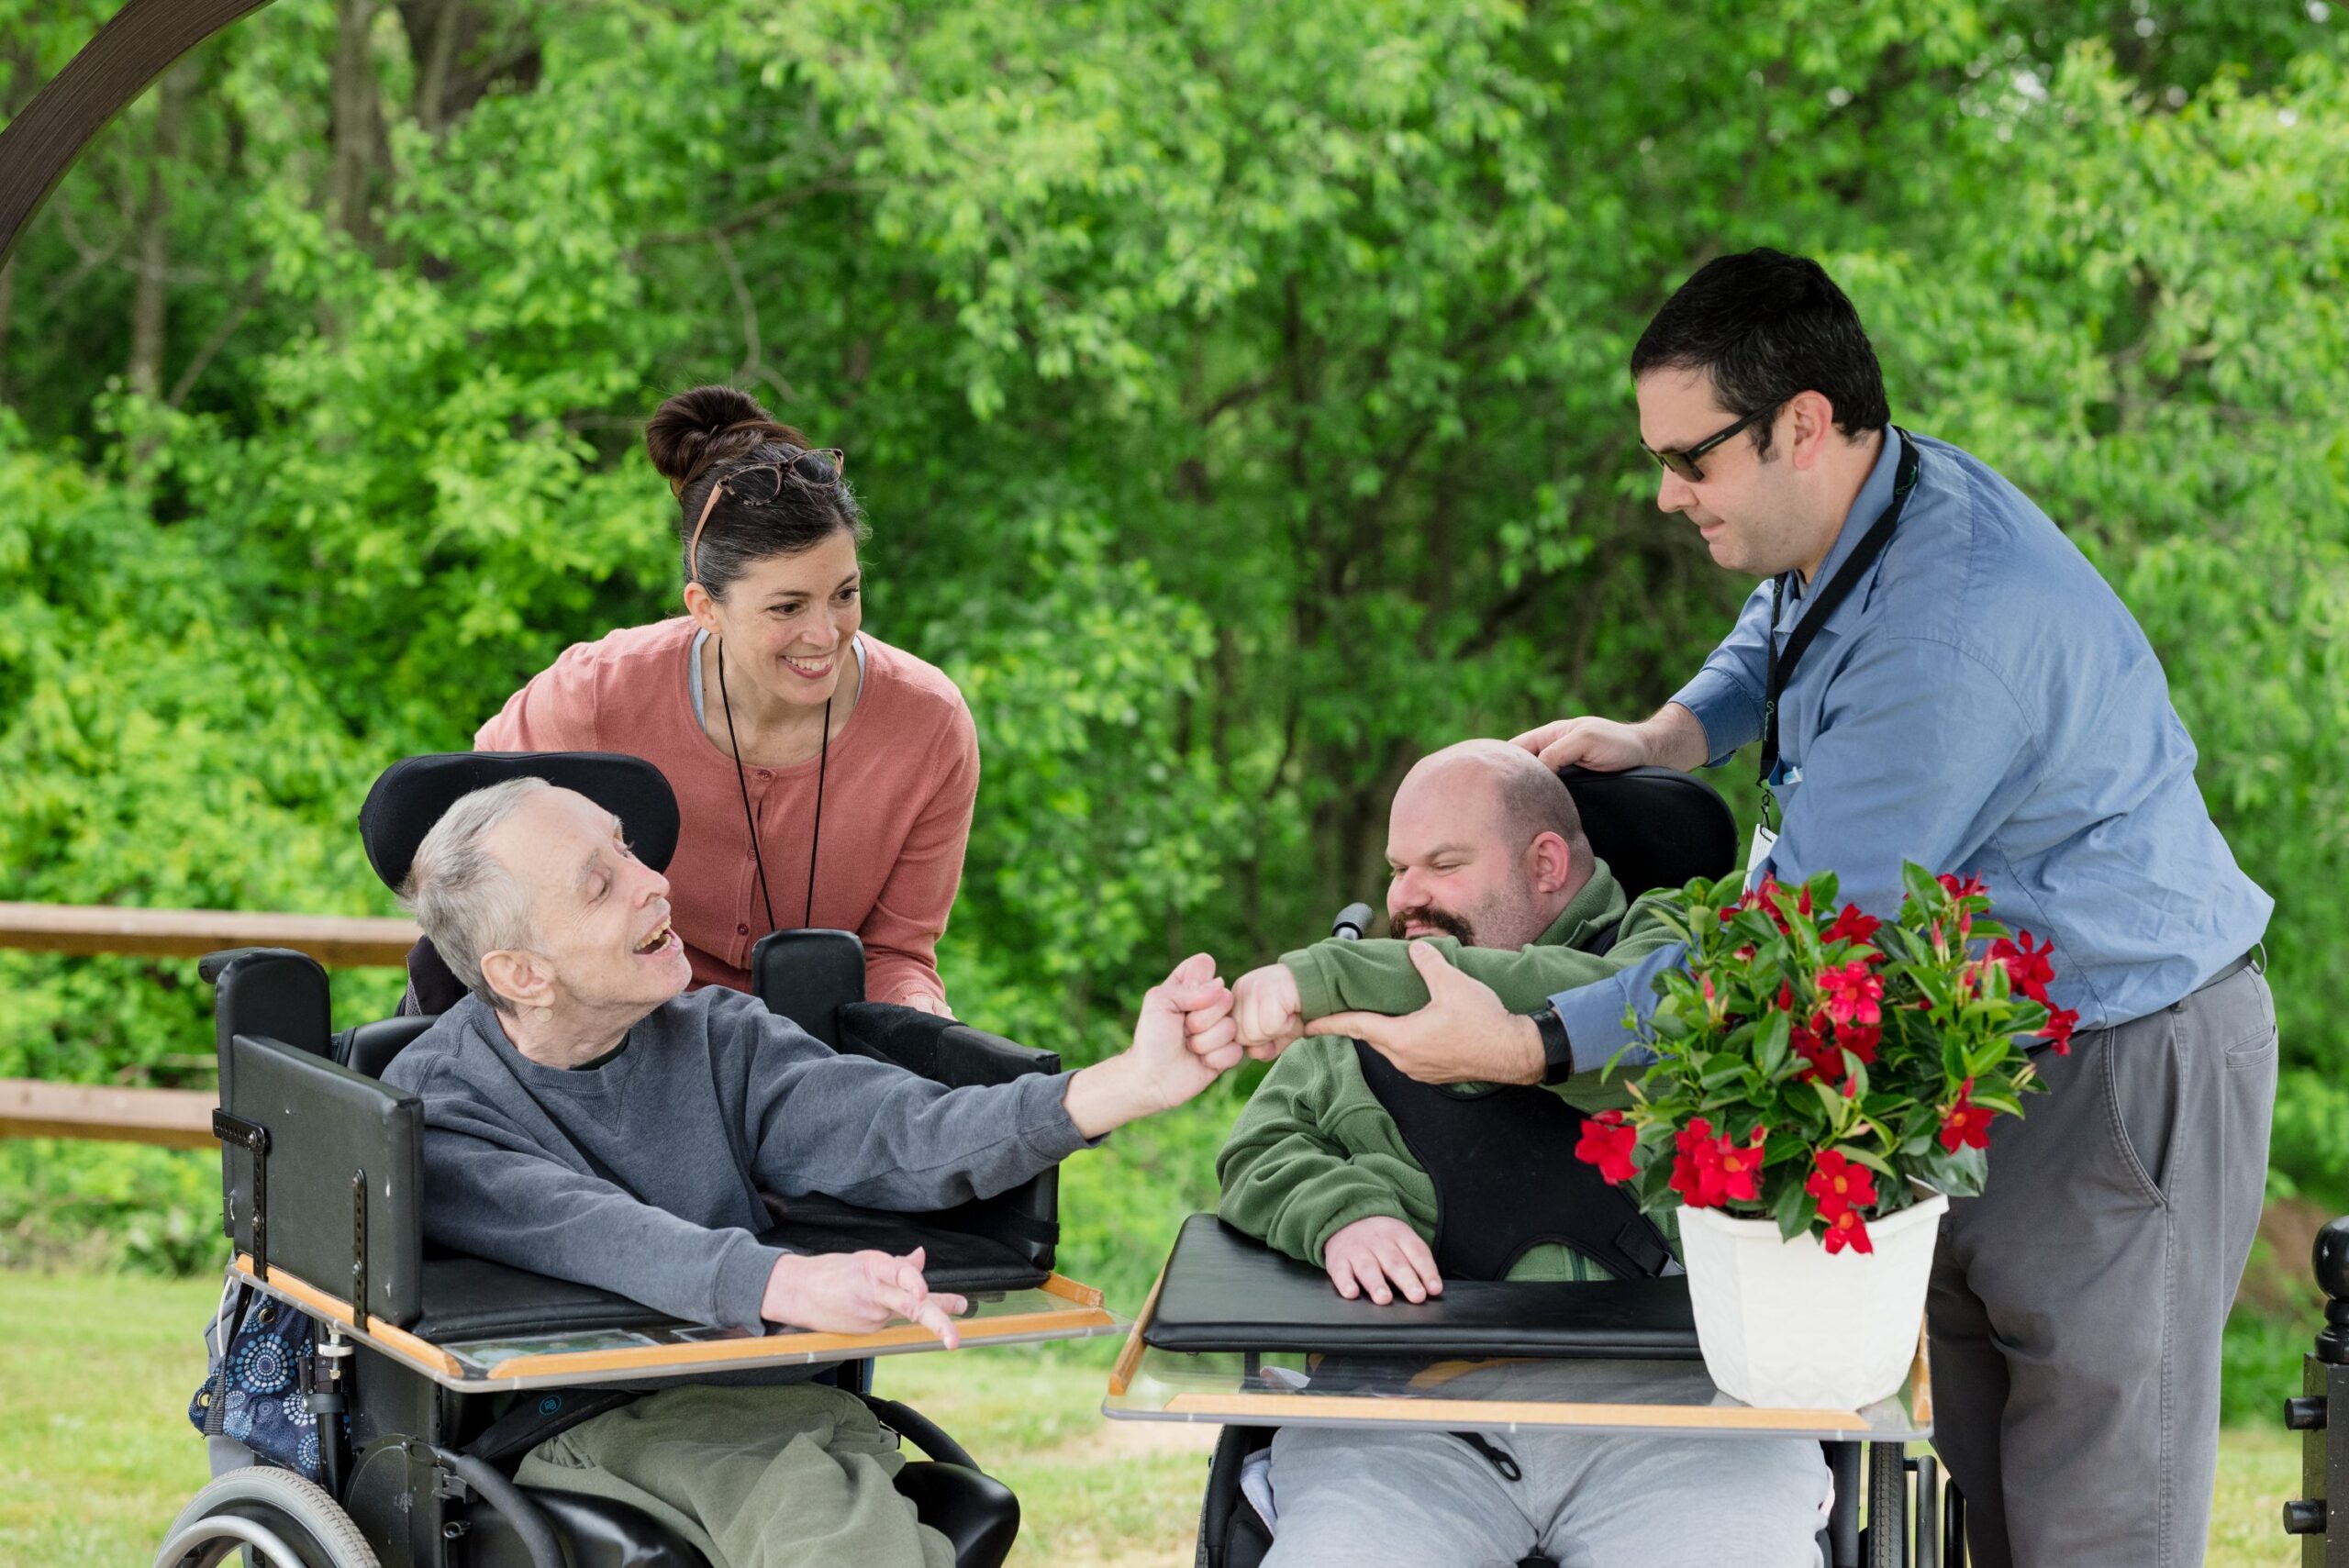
top-left (475, 385), bottom-right (975, 1014)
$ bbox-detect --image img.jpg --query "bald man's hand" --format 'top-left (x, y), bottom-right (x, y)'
top-left (1231, 963), bottom-right (1307, 1061)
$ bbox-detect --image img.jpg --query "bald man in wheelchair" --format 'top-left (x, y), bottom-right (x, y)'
top-left (1213, 740), bottom-right (1831, 1567)
top-left (385, 774), bottom-right (1240, 1568)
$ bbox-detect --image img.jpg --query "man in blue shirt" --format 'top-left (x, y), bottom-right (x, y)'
top-left (1240, 250), bottom-right (2283, 1568)
top-left (1289, 251), bottom-right (2277, 1567)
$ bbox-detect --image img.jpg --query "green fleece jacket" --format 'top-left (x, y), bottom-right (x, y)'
top-left (1215, 859), bottom-right (1681, 1282)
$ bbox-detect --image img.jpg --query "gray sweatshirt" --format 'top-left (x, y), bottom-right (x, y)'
top-left (382, 988), bottom-right (1090, 1333)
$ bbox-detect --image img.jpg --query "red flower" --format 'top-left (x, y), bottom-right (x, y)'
top-left (1822, 1206), bottom-right (1875, 1255)
top-left (2040, 1006), bottom-right (2078, 1056)
top-left (1821, 904), bottom-right (1882, 948)
top-left (1668, 1118), bottom-right (1722, 1208)
top-left (1667, 1118), bottom-right (1766, 1208)
top-left (1990, 929), bottom-right (2055, 1003)
top-left (1939, 1077), bottom-right (1996, 1152)
top-left (1716, 1127), bottom-right (1767, 1204)
top-left (1805, 1150), bottom-right (1879, 1218)
top-left (1817, 962), bottom-right (1884, 1029)
top-left (1836, 1019), bottom-right (1883, 1066)
top-left (1797, 884), bottom-right (1815, 917)
top-left (1937, 872), bottom-right (1987, 902)
top-left (1575, 1110), bottom-right (1641, 1185)
top-left (1790, 1017), bottom-right (1840, 1084)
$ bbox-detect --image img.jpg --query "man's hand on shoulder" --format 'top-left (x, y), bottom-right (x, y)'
top-left (1230, 962), bottom-right (1306, 1061)
top-left (1063, 953), bottom-right (1239, 1138)
top-left (763, 1245), bottom-right (967, 1348)
top-left (1324, 1215), bottom-right (1443, 1306)
top-left (1309, 943), bottom-right (1544, 1086)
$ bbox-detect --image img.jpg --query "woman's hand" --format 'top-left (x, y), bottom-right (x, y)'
top-left (900, 991), bottom-right (955, 1018)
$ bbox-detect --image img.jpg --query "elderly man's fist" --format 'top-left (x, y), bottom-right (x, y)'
top-left (1063, 954), bottom-right (1241, 1136)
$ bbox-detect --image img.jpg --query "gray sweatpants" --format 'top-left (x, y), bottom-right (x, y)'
top-left (1262, 1391), bottom-right (1831, 1567)
top-left (1927, 960), bottom-right (2278, 1568)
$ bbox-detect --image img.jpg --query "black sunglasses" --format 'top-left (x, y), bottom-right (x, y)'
top-left (688, 447), bottom-right (848, 584)
top-left (1641, 402), bottom-right (1779, 484)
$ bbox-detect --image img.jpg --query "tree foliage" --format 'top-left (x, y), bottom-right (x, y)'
top-left (3, 0), bottom-right (2343, 1207)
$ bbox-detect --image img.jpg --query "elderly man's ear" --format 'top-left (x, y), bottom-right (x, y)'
top-left (1529, 832), bottom-right (1575, 895)
top-left (481, 948), bottom-right (556, 1016)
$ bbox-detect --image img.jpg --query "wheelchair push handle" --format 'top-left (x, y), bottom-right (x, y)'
top-left (1330, 903), bottom-right (1375, 941)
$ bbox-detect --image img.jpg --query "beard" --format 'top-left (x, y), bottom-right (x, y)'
top-left (1387, 903), bottom-right (1475, 944)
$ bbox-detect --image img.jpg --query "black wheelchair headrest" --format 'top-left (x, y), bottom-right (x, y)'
top-left (1558, 765), bottom-right (1736, 901)
top-left (359, 751), bottom-right (682, 892)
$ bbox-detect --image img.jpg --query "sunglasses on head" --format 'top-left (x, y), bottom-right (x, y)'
top-left (688, 447), bottom-right (849, 585)
top-left (1641, 401), bottom-right (1780, 484)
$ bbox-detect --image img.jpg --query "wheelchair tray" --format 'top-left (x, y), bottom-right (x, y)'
top-left (232, 1253), bottom-right (1119, 1393)
top-left (1143, 1216), bottom-right (1701, 1359)
top-left (1101, 1217), bottom-right (1931, 1443)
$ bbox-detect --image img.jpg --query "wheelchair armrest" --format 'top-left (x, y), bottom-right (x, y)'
top-left (836, 1002), bottom-right (1062, 1086)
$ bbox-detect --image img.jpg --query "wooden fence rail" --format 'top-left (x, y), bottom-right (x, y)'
top-left (0, 900), bottom-right (420, 1148)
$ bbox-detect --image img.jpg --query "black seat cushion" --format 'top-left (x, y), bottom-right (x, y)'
top-left (413, 1208), bottom-right (1048, 1344)
top-left (1145, 1216), bottom-right (1701, 1360)
top-left (1556, 764), bottom-right (1737, 900)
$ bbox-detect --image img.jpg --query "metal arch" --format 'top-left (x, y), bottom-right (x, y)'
top-left (0, 0), bottom-right (278, 269)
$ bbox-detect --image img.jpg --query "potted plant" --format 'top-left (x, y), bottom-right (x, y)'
top-left (1573, 862), bottom-right (2075, 1410)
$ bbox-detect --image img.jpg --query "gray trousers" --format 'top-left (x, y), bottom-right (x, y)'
top-left (1927, 961), bottom-right (2278, 1568)
top-left (1263, 1411), bottom-right (1831, 1567)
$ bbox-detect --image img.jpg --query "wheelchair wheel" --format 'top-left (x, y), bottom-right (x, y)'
top-left (154, 1466), bottom-right (379, 1568)
top-left (1864, 1442), bottom-right (1907, 1568)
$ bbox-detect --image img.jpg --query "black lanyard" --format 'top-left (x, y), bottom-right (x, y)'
top-left (1759, 429), bottom-right (1920, 829)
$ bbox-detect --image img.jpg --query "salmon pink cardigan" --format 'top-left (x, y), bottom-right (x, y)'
top-left (476, 619), bottom-right (978, 1004)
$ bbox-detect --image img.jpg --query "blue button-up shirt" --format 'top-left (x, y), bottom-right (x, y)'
top-left (1552, 429), bottom-right (2271, 1068)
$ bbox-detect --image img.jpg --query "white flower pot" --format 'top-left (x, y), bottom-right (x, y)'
top-left (1675, 1192), bottom-right (1948, 1411)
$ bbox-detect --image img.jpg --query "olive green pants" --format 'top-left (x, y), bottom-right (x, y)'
top-left (517, 1383), bottom-right (954, 1568)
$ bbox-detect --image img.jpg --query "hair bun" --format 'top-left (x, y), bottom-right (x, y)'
top-left (645, 385), bottom-right (806, 490)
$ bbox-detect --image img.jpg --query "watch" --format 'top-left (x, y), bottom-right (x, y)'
top-left (1531, 1004), bottom-right (1575, 1086)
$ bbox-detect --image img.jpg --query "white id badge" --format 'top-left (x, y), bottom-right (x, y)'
top-left (1746, 820), bottom-right (1778, 890)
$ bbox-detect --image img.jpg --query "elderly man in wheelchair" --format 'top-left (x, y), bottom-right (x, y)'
top-left (1178, 740), bottom-right (1849, 1566)
top-left (163, 751), bottom-right (1238, 1568)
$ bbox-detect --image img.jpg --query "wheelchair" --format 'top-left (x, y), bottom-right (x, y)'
top-left (1134, 766), bottom-right (1969, 1568)
top-left (159, 752), bottom-right (1117, 1568)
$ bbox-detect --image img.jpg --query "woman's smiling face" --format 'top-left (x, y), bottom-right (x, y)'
top-left (690, 528), bottom-right (863, 709)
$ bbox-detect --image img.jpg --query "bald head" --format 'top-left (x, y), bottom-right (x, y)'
top-left (1383, 740), bottom-right (1594, 949)
top-left (1398, 740), bottom-right (1592, 860)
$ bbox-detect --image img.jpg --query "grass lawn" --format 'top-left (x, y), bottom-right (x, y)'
top-left (0, 1268), bottom-right (2307, 1566)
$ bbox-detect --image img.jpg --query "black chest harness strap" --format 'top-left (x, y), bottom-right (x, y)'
top-left (1351, 1019), bottom-right (1676, 1284)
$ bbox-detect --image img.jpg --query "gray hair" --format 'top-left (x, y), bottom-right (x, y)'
top-left (399, 776), bottom-right (550, 1011)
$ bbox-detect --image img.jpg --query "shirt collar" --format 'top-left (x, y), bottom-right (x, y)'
top-left (1783, 427), bottom-right (1902, 612)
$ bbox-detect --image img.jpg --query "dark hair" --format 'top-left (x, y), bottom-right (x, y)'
top-left (1630, 249), bottom-right (1890, 456)
top-left (643, 384), bottom-right (867, 598)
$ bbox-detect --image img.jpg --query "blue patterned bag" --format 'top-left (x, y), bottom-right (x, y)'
top-left (187, 1274), bottom-right (328, 1481)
